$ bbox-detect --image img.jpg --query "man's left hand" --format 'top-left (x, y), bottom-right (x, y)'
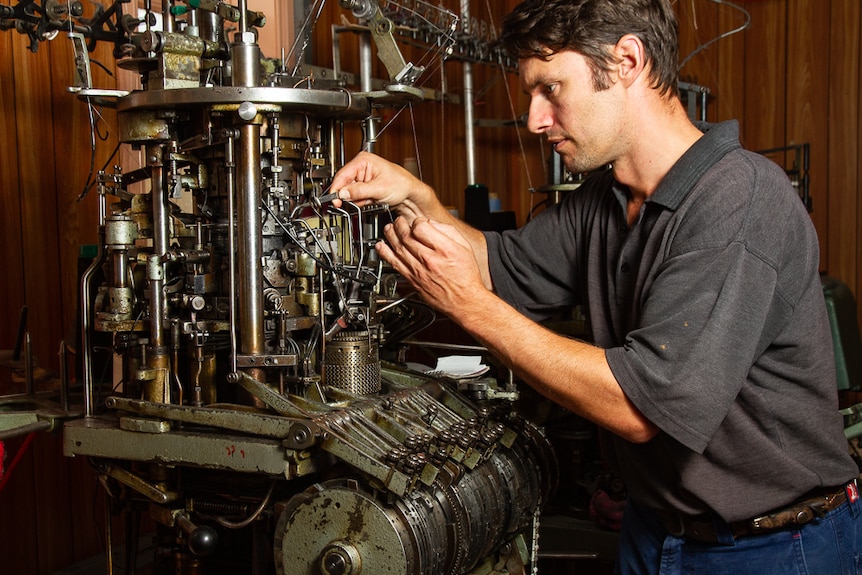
top-left (376, 216), bottom-right (486, 315)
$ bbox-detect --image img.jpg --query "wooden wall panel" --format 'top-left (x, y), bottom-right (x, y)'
top-left (853, 3), bottom-right (862, 304)
top-left (1, 19), bottom-right (119, 575)
top-left (677, 0), bottom-right (719, 96)
top-left (0, 29), bottom-right (41, 575)
top-left (827, 0), bottom-right (861, 295)
top-left (0, 435), bottom-right (40, 573)
top-left (713, 0), bottom-right (746, 124)
top-left (12, 30), bottom-right (64, 380)
top-left (742, 1), bottom-right (787, 153)
top-left (0, 31), bottom-right (25, 388)
top-left (786, 0), bottom-right (831, 266)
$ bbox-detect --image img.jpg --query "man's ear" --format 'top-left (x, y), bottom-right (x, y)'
top-left (614, 34), bottom-right (647, 88)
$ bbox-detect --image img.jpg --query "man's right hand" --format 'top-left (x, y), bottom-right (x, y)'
top-left (330, 151), bottom-right (439, 223)
top-left (331, 151), bottom-right (492, 290)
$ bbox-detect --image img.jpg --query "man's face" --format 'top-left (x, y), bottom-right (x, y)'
top-left (520, 50), bottom-right (624, 173)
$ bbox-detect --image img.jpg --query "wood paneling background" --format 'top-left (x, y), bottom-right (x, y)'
top-left (1, 0), bottom-right (860, 572)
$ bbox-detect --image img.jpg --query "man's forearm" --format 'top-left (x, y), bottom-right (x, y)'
top-left (456, 289), bottom-right (658, 443)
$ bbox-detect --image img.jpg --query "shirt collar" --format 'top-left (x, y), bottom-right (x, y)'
top-left (646, 120), bottom-right (742, 210)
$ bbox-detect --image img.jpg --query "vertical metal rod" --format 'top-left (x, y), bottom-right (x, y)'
top-left (12, 306), bottom-right (27, 361)
top-left (461, 0), bottom-right (477, 185)
top-left (162, 0), bottom-right (174, 33)
top-left (58, 340), bottom-right (69, 412)
top-left (238, 0), bottom-right (248, 35)
top-left (147, 149), bottom-right (171, 403)
top-left (105, 490), bottom-right (114, 575)
top-left (225, 132), bottom-right (238, 374)
top-left (359, 32), bottom-right (377, 152)
top-left (236, 123), bottom-right (265, 358)
top-left (332, 24), bottom-right (342, 78)
top-left (24, 332), bottom-right (33, 398)
top-left (81, 190), bottom-right (107, 417)
top-left (228, 19), bottom-right (262, 386)
top-left (150, 157), bottom-right (169, 350)
top-left (359, 32), bottom-right (373, 92)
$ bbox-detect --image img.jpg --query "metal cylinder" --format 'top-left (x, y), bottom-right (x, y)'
top-left (146, 146), bottom-right (171, 403)
top-left (323, 331), bottom-right (381, 395)
top-left (231, 41), bottom-right (260, 88)
top-left (198, 10), bottom-right (223, 46)
top-left (236, 123), bottom-right (265, 358)
top-left (461, 1), bottom-right (477, 185)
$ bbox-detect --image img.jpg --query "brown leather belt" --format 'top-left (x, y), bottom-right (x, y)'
top-left (657, 481), bottom-right (855, 544)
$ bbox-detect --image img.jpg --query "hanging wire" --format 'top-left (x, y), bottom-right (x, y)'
top-left (679, 0), bottom-right (751, 70)
top-left (288, 0), bottom-right (329, 76)
top-left (408, 103), bottom-right (423, 181)
top-left (483, 0), bottom-right (535, 194)
top-left (77, 101), bottom-right (119, 201)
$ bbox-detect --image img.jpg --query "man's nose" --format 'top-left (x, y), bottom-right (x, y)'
top-left (526, 99), bottom-right (552, 134)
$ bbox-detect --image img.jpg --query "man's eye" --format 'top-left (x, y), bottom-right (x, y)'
top-left (545, 84), bottom-right (558, 95)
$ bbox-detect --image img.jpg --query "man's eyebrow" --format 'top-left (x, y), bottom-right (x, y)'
top-left (522, 75), bottom-right (552, 94)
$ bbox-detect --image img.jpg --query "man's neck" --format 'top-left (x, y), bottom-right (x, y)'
top-left (612, 97), bottom-right (704, 200)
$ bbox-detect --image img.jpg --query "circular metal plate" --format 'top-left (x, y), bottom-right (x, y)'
top-left (274, 481), bottom-right (416, 575)
top-left (117, 86), bottom-right (371, 120)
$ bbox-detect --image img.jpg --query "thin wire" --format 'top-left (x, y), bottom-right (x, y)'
top-left (408, 103), bottom-right (423, 181)
top-left (288, 0), bottom-right (328, 76)
top-left (679, 0), bottom-right (751, 71)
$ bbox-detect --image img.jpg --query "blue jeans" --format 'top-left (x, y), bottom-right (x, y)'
top-left (616, 490), bottom-right (862, 575)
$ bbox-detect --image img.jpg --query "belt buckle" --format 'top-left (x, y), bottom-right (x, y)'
top-left (663, 512), bottom-right (686, 537)
top-left (749, 513), bottom-right (769, 531)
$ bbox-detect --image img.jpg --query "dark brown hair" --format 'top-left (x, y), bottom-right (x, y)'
top-left (500, 0), bottom-right (679, 97)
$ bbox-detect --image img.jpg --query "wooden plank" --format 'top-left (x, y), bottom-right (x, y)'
top-left (786, 0), bottom-right (831, 271)
top-left (51, 35), bottom-right (118, 385)
top-left (742, 0), bottom-right (787, 152)
top-left (677, 0), bottom-right (720, 113)
top-left (12, 31), bottom-right (64, 379)
top-left (32, 432), bottom-right (74, 573)
top-left (0, 434), bottom-right (40, 573)
top-left (715, 0), bottom-right (747, 124)
top-left (856, 5), bottom-right (862, 329)
top-left (827, 0), bottom-right (860, 294)
top-left (0, 24), bottom-right (26, 392)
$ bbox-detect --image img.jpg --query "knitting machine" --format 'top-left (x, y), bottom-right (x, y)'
top-left (1, 0), bottom-right (561, 572)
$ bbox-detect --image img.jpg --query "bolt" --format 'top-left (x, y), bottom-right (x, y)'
top-left (293, 428), bottom-right (308, 444)
top-left (238, 101), bottom-right (257, 122)
top-left (322, 550), bottom-right (348, 575)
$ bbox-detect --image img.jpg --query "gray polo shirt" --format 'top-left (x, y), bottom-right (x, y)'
top-left (485, 120), bottom-right (857, 521)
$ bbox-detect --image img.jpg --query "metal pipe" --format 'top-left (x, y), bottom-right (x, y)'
top-left (150, 150), bottom-right (170, 349)
top-left (0, 420), bottom-right (52, 441)
top-left (461, 0), bottom-right (477, 185)
top-left (359, 32), bottom-right (373, 92)
top-left (236, 123), bottom-right (265, 358)
top-left (162, 0), bottom-right (174, 33)
top-left (24, 332), bottom-right (33, 398)
top-left (147, 147), bottom-right (171, 403)
top-left (359, 32), bottom-right (377, 152)
top-left (224, 131), bottom-right (239, 374)
top-left (80, 190), bottom-right (107, 417)
top-left (199, 11), bottom-right (222, 45)
top-left (58, 340), bottom-right (69, 413)
top-left (231, 0), bottom-right (260, 88)
top-left (238, 0), bottom-right (247, 36)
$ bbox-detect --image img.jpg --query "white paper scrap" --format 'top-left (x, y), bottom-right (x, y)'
top-left (425, 355), bottom-right (489, 378)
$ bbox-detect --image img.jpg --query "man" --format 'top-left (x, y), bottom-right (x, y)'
top-left (330, 0), bottom-right (861, 573)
